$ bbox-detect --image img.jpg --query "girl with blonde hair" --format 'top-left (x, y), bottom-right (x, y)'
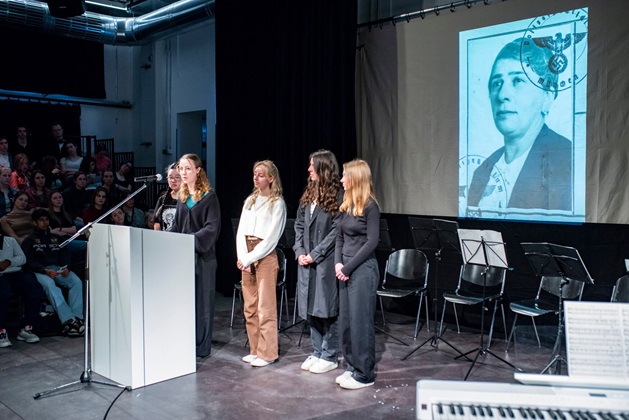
top-left (236, 160), bottom-right (286, 367)
top-left (171, 153), bottom-right (221, 358)
top-left (334, 159), bottom-right (380, 390)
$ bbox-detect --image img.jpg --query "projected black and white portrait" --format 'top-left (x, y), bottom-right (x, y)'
top-left (459, 9), bottom-right (587, 222)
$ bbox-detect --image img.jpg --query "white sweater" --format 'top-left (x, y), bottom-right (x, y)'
top-left (236, 195), bottom-right (286, 268)
top-left (0, 235), bottom-right (27, 273)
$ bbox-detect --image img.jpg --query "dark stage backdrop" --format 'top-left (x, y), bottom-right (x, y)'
top-left (0, 27), bottom-right (105, 99)
top-left (215, 0), bottom-right (358, 295)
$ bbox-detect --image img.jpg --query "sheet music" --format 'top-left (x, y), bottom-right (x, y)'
top-left (457, 229), bottom-right (508, 268)
top-left (564, 301), bottom-right (629, 381)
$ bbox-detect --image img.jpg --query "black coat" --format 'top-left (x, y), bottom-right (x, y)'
top-left (293, 203), bottom-right (340, 319)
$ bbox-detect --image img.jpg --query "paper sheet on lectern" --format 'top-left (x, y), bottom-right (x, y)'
top-left (457, 229), bottom-right (508, 268)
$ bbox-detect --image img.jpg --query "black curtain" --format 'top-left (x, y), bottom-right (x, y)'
top-left (0, 27), bottom-right (105, 99)
top-left (215, 0), bottom-right (358, 295)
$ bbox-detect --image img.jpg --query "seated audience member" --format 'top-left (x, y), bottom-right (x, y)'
top-left (25, 170), bottom-right (51, 210)
top-left (0, 166), bottom-right (18, 218)
top-left (41, 155), bottom-right (63, 191)
top-left (81, 187), bottom-right (109, 224)
top-left (11, 126), bottom-right (37, 167)
top-left (101, 169), bottom-right (121, 208)
top-left (92, 144), bottom-right (111, 174)
top-left (109, 208), bottom-right (126, 226)
top-left (79, 155), bottom-right (102, 190)
top-left (114, 161), bottom-right (134, 195)
top-left (0, 136), bottom-right (13, 170)
top-left (0, 192), bottom-right (33, 245)
top-left (62, 171), bottom-right (90, 225)
top-left (121, 191), bottom-right (145, 228)
top-left (47, 191), bottom-right (86, 262)
top-left (145, 209), bottom-right (156, 230)
top-left (60, 141), bottom-right (83, 187)
top-left (0, 235), bottom-right (44, 348)
top-left (10, 153), bottom-right (30, 192)
top-left (21, 209), bottom-right (85, 337)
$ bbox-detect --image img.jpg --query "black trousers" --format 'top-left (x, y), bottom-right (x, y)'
top-left (338, 256), bottom-right (379, 383)
top-left (0, 271), bottom-right (44, 329)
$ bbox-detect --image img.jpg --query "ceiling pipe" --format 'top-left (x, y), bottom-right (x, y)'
top-left (0, 0), bottom-right (215, 45)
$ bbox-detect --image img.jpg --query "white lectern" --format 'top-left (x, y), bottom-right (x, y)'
top-left (89, 224), bottom-right (196, 389)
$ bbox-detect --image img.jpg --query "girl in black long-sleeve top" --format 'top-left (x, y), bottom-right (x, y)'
top-left (334, 159), bottom-right (380, 390)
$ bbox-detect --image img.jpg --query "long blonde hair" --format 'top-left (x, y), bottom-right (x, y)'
top-left (245, 160), bottom-right (283, 210)
top-left (178, 154), bottom-right (212, 203)
top-left (339, 159), bottom-right (377, 217)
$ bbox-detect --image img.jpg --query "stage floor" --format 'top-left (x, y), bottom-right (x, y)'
top-left (0, 294), bottom-right (556, 420)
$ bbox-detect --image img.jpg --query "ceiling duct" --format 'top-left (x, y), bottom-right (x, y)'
top-left (0, 0), bottom-right (215, 45)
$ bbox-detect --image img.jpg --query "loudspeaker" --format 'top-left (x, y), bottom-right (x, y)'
top-left (46, 0), bottom-right (86, 18)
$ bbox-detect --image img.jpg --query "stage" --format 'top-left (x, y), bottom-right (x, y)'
top-left (0, 293), bottom-right (554, 419)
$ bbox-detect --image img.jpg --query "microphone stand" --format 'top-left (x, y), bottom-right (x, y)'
top-left (34, 183), bottom-right (150, 399)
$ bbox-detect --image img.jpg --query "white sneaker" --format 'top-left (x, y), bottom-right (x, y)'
top-left (17, 326), bottom-right (40, 344)
top-left (0, 330), bottom-right (11, 348)
top-left (309, 359), bottom-right (338, 374)
top-left (335, 371), bottom-right (352, 384)
top-left (300, 355), bottom-right (319, 371)
top-left (250, 357), bottom-right (276, 367)
top-left (339, 376), bottom-right (374, 390)
top-left (242, 354), bottom-right (257, 363)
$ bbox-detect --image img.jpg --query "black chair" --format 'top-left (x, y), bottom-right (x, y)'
top-left (611, 274), bottom-right (629, 303)
top-left (377, 249), bottom-right (430, 343)
top-left (439, 264), bottom-right (508, 349)
top-left (230, 248), bottom-right (289, 330)
top-left (505, 276), bottom-right (584, 351)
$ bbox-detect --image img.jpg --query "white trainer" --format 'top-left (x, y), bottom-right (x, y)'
top-left (335, 371), bottom-right (352, 385)
top-left (17, 326), bottom-right (40, 344)
top-left (242, 354), bottom-right (257, 363)
top-left (309, 359), bottom-right (338, 374)
top-left (250, 357), bottom-right (276, 367)
top-left (339, 376), bottom-right (374, 390)
top-left (0, 330), bottom-right (11, 348)
top-left (300, 355), bottom-right (319, 371)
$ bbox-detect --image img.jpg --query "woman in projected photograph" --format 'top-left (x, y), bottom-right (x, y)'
top-left (467, 38), bottom-right (572, 212)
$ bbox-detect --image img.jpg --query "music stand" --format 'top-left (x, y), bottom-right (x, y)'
top-left (402, 218), bottom-right (468, 360)
top-left (521, 242), bottom-right (595, 375)
top-left (456, 229), bottom-right (522, 380)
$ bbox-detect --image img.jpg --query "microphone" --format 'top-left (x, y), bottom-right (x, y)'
top-left (134, 174), bottom-right (163, 183)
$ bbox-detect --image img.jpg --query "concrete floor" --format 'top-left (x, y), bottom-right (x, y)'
top-left (0, 294), bottom-right (557, 420)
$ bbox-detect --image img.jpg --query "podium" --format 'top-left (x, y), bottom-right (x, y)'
top-left (89, 224), bottom-right (196, 389)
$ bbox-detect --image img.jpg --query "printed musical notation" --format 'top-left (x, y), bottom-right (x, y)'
top-left (564, 301), bottom-right (629, 380)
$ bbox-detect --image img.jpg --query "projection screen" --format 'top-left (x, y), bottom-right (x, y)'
top-left (356, 0), bottom-right (629, 224)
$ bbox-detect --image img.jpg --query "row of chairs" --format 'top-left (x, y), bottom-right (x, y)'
top-left (376, 248), bottom-right (629, 351)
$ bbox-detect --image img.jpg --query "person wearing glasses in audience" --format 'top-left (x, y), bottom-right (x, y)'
top-left (294, 150), bottom-right (342, 375)
top-left (171, 154), bottom-right (221, 359)
top-left (153, 163), bottom-right (182, 232)
top-left (236, 160), bottom-right (286, 367)
top-left (334, 159), bottom-right (380, 390)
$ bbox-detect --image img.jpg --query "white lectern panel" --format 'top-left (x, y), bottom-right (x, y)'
top-left (90, 224), bottom-right (195, 389)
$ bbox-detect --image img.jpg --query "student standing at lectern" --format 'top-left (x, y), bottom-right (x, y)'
top-left (171, 153), bottom-right (221, 359)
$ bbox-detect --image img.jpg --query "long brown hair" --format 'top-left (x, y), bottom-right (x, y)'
top-left (339, 159), bottom-right (378, 217)
top-left (178, 154), bottom-right (212, 203)
top-left (299, 150), bottom-right (340, 214)
top-left (245, 160), bottom-right (283, 211)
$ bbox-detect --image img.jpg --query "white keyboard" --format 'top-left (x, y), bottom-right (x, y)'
top-left (416, 379), bottom-right (629, 420)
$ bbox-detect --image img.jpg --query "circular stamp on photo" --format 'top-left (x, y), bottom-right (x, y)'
top-left (459, 154), bottom-right (508, 218)
top-left (521, 9), bottom-right (588, 93)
